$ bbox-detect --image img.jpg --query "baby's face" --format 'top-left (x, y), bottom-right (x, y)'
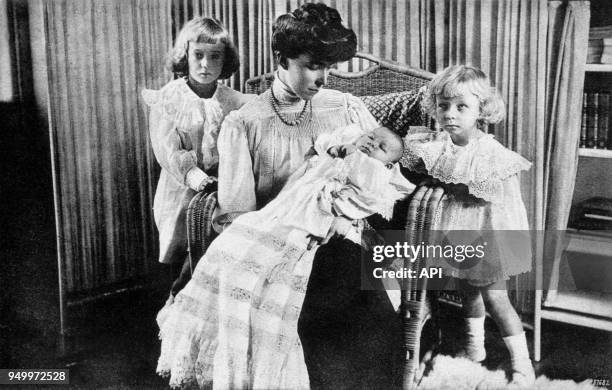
top-left (354, 127), bottom-right (403, 165)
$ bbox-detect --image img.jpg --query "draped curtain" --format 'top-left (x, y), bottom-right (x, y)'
top-left (541, 1), bottom-right (590, 304)
top-left (39, 0), bottom-right (171, 294)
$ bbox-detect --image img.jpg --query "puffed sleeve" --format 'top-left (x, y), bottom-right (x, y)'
top-left (347, 94), bottom-right (380, 130)
top-left (216, 110), bottom-right (257, 215)
top-left (142, 89), bottom-right (205, 189)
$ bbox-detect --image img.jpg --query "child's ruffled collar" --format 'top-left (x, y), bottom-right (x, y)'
top-left (402, 131), bottom-right (531, 203)
top-left (141, 78), bottom-right (224, 131)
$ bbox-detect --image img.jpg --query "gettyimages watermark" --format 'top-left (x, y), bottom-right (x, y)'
top-left (360, 230), bottom-right (612, 293)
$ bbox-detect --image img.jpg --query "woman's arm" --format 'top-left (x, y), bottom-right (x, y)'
top-left (216, 110), bottom-right (257, 222)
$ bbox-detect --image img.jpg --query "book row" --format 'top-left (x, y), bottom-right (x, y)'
top-left (580, 92), bottom-right (612, 149)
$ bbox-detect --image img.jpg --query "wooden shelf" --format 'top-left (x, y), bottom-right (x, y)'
top-left (578, 148), bottom-right (612, 158)
top-left (585, 63), bottom-right (612, 72)
top-left (540, 307), bottom-right (612, 331)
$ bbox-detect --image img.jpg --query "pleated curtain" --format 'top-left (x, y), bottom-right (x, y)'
top-left (541, 1), bottom-right (590, 304)
top-left (42, 0), bottom-right (171, 293)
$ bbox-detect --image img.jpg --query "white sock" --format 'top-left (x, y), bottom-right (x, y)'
top-left (503, 332), bottom-right (535, 382)
top-left (462, 316), bottom-right (486, 362)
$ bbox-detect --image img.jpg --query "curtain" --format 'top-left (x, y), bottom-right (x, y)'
top-left (41, 0), bottom-right (171, 293)
top-left (541, 1), bottom-right (590, 304)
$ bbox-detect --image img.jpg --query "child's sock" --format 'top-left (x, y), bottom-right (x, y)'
top-left (503, 332), bottom-right (535, 386)
top-left (458, 316), bottom-right (486, 362)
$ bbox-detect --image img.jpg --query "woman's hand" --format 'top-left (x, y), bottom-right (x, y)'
top-left (307, 216), bottom-right (354, 250)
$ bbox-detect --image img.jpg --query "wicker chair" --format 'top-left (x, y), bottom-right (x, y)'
top-left (187, 52), bottom-right (446, 390)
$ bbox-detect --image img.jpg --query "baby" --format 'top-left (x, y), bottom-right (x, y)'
top-left (327, 125), bottom-right (405, 168)
top-left (274, 123), bottom-right (413, 245)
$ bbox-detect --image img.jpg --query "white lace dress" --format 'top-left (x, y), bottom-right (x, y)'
top-left (403, 131), bottom-right (532, 283)
top-left (142, 78), bottom-right (252, 264)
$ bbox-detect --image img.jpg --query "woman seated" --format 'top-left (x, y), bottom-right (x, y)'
top-left (157, 123), bottom-right (414, 389)
top-left (161, 3), bottom-right (405, 388)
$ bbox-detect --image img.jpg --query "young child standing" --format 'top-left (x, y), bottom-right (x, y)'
top-left (404, 65), bottom-right (535, 386)
top-left (142, 17), bottom-right (253, 296)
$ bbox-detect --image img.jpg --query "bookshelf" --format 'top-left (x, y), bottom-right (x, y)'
top-left (534, 1), bottom-right (612, 362)
top-left (585, 63), bottom-right (612, 72)
top-left (577, 147), bottom-right (612, 158)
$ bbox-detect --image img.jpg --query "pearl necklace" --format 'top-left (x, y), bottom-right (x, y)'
top-left (269, 86), bottom-right (311, 126)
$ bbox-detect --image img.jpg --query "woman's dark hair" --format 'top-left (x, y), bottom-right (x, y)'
top-left (167, 17), bottom-right (240, 79)
top-left (272, 3), bottom-right (357, 68)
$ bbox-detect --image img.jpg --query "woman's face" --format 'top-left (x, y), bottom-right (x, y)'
top-left (279, 54), bottom-right (335, 100)
top-left (187, 41), bottom-right (225, 85)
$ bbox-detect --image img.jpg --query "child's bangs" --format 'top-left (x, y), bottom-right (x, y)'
top-left (436, 78), bottom-right (487, 101)
top-left (190, 23), bottom-right (229, 46)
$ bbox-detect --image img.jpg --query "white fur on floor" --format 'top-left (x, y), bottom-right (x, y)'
top-left (418, 355), bottom-right (601, 390)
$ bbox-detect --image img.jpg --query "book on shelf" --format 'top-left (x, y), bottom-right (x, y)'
top-left (598, 93), bottom-right (609, 149)
top-left (590, 25), bottom-right (612, 39)
top-left (588, 39), bottom-right (603, 64)
top-left (600, 37), bottom-right (612, 64)
top-left (588, 26), bottom-right (612, 64)
top-left (580, 92), bottom-right (588, 147)
top-left (581, 91), bottom-right (612, 150)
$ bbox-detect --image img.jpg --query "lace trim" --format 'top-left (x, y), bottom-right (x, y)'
top-left (142, 79), bottom-right (224, 137)
top-left (404, 133), bottom-right (531, 203)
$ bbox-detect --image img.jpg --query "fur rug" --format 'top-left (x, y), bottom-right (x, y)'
top-left (418, 355), bottom-right (602, 390)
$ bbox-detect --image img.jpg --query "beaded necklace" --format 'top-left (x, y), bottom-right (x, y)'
top-left (269, 86), bottom-right (311, 126)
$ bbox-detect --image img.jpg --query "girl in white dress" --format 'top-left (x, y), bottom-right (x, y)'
top-left (404, 65), bottom-right (535, 386)
top-left (142, 17), bottom-right (253, 296)
top-left (156, 124), bottom-right (414, 389)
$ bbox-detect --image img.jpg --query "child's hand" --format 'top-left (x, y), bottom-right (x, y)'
top-left (327, 146), bottom-right (341, 158)
top-left (197, 176), bottom-right (218, 192)
top-left (327, 144), bottom-right (356, 158)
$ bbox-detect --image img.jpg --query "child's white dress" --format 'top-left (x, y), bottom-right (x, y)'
top-left (142, 78), bottom-right (251, 264)
top-left (156, 125), bottom-right (414, 389)
top-left (404, 131), bottom-right (532, 284)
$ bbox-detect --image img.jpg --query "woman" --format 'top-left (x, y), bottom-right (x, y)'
top-left (214, 3), bottom-right (403, 388)
top-left (157, 4), bottom-right (402, 389)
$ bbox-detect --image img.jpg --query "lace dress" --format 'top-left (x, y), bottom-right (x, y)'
top-left (403, 131), bottom-right (532, 284)
top-left (142, 79), bottom-right (252, 264)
